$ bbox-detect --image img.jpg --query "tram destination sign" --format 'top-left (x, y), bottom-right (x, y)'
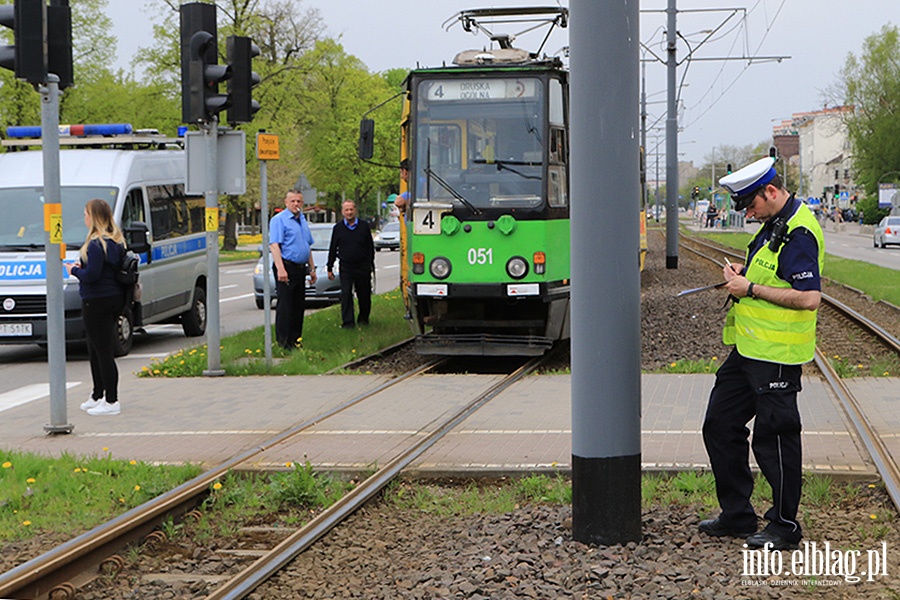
top-left (425, 78), bottom-right (537, 101)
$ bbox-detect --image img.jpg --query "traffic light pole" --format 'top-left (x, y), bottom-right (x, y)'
top-left (41, 74), bottom-right (73, 434)
top-left (202, 118), bottom-right (224, 377)
top-left (259, 153), bottom-right (273, 367)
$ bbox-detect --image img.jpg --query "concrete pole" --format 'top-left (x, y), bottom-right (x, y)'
top-left (42, 75), bottom-right (73, 434)
top-left (570, 0), bottom-right (642, 545)
top-left (665, 0), bottom-right (679, 268)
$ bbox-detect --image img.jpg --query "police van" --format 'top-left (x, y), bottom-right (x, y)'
top-left (0, 125), bottom-right (208, 356)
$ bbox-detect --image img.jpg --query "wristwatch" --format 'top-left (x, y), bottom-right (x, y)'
top-left (747, 282), bottom-right (756, 299)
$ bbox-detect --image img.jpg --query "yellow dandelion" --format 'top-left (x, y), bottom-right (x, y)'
top-left (189, 349), bottom-right (197, 355)
top-left (133, 485), bottom-right (141, 492)
top-left (103, 447), bottom-right (109, 452)
top-left (26, 477), bottom-right (35, 483)
top-left (670, 362), bottom-right (677, 368)
top-left (833, 354), bottom-right (840, 359)
top-left (351, 349), bottom-right (356, 353)
top-left (712, 356), bottom-right (718, 361)
top-left (74, 467), bottom-right (82, 473)
top-left (179, 360), bottom-right (185, 365)
top-left (153, 369), bottom-right (160, 375)
top-left (870, 514), bottom-right (877, 520)
top-left (119, 498), bottom-right (125, 503)
top-left (255, 349), bottom-right (261, 353)
top-left (213, 482), bottom-right (223, 490)
top-left (22, 521), bottom-right (31, 526)
top-left (1, 461), bottom-right (11, 469)
top-left (869, 484), bottom-right (876, 488)
top-left (142, 366), bottom-right (149, 372)
top-left (129, 460), bottom-right (137, 465)
top-left (884, 372), bottom-right (890, 376)
top-left (285, 462), bottom-right (293, 468)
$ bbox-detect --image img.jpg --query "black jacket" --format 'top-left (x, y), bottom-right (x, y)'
top-left (327, 219), bottom-right (375, 271)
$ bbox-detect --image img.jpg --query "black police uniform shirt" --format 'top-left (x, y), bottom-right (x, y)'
top-left (746, 196), bottom-right (821, 293)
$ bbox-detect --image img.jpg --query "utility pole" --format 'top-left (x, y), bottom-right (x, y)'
top-left (570, 0), bottom-right (642, 545)
top-left (665, 0), bottom-right (679, 268)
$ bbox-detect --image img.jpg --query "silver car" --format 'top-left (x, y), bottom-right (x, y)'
top-left (374, 221), bottom-right (401, 251)
top-left (873, 216), bottom-right (900, 248)
top-left (253, 223), bottom-right (342, 309)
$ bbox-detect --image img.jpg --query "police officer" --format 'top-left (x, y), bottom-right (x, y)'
top-left (699, 157), bottom-right (824, 551)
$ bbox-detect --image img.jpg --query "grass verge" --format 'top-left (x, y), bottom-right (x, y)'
top-left (139, 290), bottom-right (410, 377)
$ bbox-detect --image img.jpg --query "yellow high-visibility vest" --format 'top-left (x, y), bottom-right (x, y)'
top-left (723, 202), bottom-right (825, 365)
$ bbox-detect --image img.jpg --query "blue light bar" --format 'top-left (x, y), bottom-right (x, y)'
top-left (6, 124), bottom-right (134, 138)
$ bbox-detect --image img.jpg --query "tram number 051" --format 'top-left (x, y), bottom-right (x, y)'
top-left (468, 248), bottom-right (493, 265)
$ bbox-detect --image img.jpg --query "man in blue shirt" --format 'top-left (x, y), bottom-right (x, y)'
top-left (269, 189), bottom-right (316, 350)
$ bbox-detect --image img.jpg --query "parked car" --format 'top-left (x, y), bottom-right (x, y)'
top-left (374, 221), bottom-right (401, 251)
top-left (873, 216), bottom-right (900, 248)
top-left (253, 223), bottom-right (342, 309)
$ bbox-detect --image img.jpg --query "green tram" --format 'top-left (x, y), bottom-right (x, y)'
top-left (399, 8), bottom-right (570, 356)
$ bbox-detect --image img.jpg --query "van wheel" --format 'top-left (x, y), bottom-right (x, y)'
top-left (182, 285), bottom-right (207, 337)
top-left (256, 296), bottom-right (265, 310)
top-left (114, 307), bottom-right (134, 357)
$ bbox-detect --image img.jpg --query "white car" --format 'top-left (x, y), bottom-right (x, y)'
top-left (873, 216), bottom-right (900, 248)
top-left (374, 221), bottom-right (401, 251)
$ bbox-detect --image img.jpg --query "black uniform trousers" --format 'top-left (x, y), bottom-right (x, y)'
top-left (702, 348), bottom-right (804, 543)
top-left (274, 260), bottom-right (307, 349)
top-left (339, 264), bottom-right (371, 327)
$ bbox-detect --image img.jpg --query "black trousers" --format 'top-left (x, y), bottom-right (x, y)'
top-left (82, 294), bottom-right (124, 404)
top-left (702, 348), bottom-right (804, 543)
top-left (339, 265), bottom-right (372, 327)
top-left (274, 261), bottom-right (307, 349)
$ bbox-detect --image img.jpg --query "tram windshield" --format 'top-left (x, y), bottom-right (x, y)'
top-left (413, 77), bottom-right (544, 210)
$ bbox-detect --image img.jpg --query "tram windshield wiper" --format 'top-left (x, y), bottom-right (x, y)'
top-left (423, 166), bottom-right (483, 215)
top-left (472, 158), bottom-right (542, 180)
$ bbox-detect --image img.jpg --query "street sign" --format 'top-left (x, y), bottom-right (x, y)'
top-left (185, 130), bottom-right (247, 195)
top-left (256, 132), bottom-right (279, 160)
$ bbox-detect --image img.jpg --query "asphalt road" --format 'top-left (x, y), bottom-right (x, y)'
top-left (0, 250), bottom-right (402, 401)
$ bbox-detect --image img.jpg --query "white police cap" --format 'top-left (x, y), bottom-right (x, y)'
top-left (719, 157), bottom-right (777, 210)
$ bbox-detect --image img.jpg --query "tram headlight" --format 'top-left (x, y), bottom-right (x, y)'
top-left (429, 256), bottom-right (452, 280)
top-left (506, 256), bottom-right (528, 279)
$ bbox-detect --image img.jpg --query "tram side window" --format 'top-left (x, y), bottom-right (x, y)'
top-left (148, 184), bottom-right (204, 240)
top-left (548, 128), bottom-right (568, 208)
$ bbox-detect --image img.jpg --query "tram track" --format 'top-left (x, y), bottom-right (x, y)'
top-left (681, 231), bottom-right (900, 513)
top-left (0, 350), bottom-right (555, 599)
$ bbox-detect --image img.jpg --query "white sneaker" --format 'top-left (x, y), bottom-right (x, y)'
top-left (80, 396), bottom-right (103, 411)
top-left (87, 400), bottom-right (121, 416)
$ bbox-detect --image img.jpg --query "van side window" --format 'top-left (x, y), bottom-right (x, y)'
top-left (122, 188), bottom-right (145, 229)
top-left (148, 184), bottom-right (204, 240)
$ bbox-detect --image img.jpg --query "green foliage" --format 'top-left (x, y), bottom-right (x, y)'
top-left (841, 25), bottom-right (900, 197)
top-left (267, 461), bottom-right (352, 508)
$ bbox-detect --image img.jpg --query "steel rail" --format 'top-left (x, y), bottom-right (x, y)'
top-left (814, 349), bottom-right (900, 512)
top-left (204, 353), bottom-right (549, 600)
top-left (0, 358), bottom-right (443, 599)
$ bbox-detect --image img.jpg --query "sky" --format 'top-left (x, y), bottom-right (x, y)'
top-left (108, 0), bottom-right (900, 168)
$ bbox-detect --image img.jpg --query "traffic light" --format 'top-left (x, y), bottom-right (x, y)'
top-left (226, 35), bottom-right (260, 124)
top-left (0, 0), bottom-right (71, 88)
top-left (726, 163), bottom-right (732, 174)
top-left (0, 0), bottom-right (47, 83)
top-left (46, 0), bottom-right (72, 89)
top-left (180, 2), bottom-right (231, 123)
top-left (769, 146), bottom-right (778, 159)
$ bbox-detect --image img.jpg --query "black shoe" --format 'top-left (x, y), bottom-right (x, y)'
top-left (699, 517), bottom-right (756, 538)
top-left (341, 323), bottom-right (354, 329)
top-left (745, 530), bottom-right (798, 550)
top-left (358, 319), bottom-right (369, 326)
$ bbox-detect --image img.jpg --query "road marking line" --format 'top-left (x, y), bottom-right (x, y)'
top-left (0, 382), bottom-right (82, 412)
top-left (221, 293), bottom-right (255, 303)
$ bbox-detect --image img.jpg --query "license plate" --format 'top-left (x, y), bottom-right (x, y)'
top-left (0, 323), bottom-right (32, 337)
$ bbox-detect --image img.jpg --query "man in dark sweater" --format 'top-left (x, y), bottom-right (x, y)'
top-left (327, 200), bottom-right (375, 328)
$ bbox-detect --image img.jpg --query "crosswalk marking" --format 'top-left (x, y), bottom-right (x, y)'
top-left (0, 382), bottom-right (82, 413)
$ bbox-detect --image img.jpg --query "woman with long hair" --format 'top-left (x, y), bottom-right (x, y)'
top-left (65, 199), bottom-right (126, 416)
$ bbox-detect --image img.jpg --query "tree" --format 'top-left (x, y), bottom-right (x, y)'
top-left (839, 24), bottom-right (900, 202)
